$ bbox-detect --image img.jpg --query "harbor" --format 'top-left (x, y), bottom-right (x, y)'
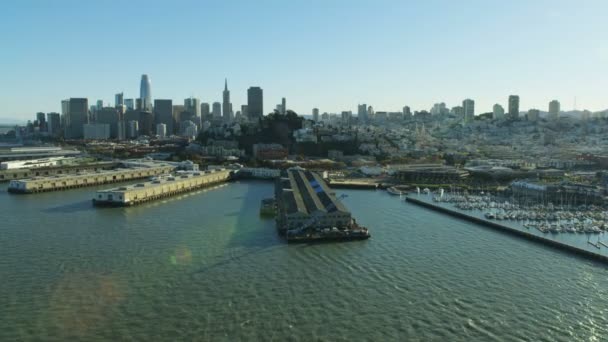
top-left (93, 169), bottom-right (231, 206)
top-left (406, 194), bottom-right (608, 263)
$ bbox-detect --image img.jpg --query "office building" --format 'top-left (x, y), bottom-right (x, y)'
top-left (47, 112), bottom-right (60, 136)
top-left (463, 99), bottom-right (475, 122)
top-left (124, 99), bottom-right (135, 110)
top-left (493, 104), bottom-right (505, 120)
top-left (154, 99), bottom-right (174, 135)
top-left (96, 107), bottom-right (120, 138)
top-left (241, 105), bottom-right (248, 119)
top-left (181, 120), bottom-right (198, 139)
top-left (115, 92), bottom-right (124, 107)
top-left (138, 111), bottom-right (153, 136)
top-left (212, 102), bottom-right (222, 118)
top-left (128, 120), bottom-right (139, 139)
top-left (247, 87), bottom-right (263, 120)
top-left (201, 102), bottom-right (210, 118)
top-left (140, 74), bottom-right (152, 111)
top-left (222, 79), bottom-right (232, 122)
top-left (508, 95), bottom-right (520, 120)
top-left (64, 98), bottom-right (89, 139)
top-left (84, 123), bottom-right (110, 140)
top-left (549, 100), bottom-right (560, 120)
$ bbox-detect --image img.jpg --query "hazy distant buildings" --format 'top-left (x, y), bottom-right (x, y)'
top-left (247, 87), bottom-right (264, 120)
top-left (138, 111), bottom-right (154, 136)
top-left (527, 109), bottom-right (540, 122)
top-left (140, 74), bottom-right (152, 111)
top-left (154, 99), bottom-right (173, 135)
top-left (222, 79), bottom-right (232, 122)
top-left (64, 98), bottom-right (89, 139)
top-left (115, 92), bottom-right (124, 107)
top-left (312, 108), bottom-right (319, 122)
top-left (493, 104), bottom-right (505, 119)
top-left (403, 106), bottom-right (412, 118)
top-left (241, 105), bottom-right (248, 119)
top-left (508, 95), bottom-right (520, 120)
top-left (181, 120), bottom-right (198, 139)
top-left (463, 99), bottom-right (475, 122)
top-left (128, 120), bottom-right (139, 139)
top-left (549, 100), bottom-right (560, 120)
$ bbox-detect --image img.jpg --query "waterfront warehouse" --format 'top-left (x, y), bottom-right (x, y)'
top-left (275, 169), bottom-right (369, 242)
top-left (7, 160), bottom-right (175, 193)
top-left (93, 169), bottom-right (231, 206)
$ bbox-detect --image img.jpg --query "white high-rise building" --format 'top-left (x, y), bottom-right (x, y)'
top-left (312, 108), bottom-right (319, 122)
top-left (493, 104), bottom-right (505, 119)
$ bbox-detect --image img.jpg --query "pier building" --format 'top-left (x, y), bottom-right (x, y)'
top-left (93, 169), bottom-right (231, 206)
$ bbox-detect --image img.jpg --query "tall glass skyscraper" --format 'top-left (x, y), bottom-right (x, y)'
top-left (140, 74), bottom-right (152, 112)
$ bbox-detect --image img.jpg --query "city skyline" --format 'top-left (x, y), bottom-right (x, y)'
top-left (1, 0), bottom-right (608, 120)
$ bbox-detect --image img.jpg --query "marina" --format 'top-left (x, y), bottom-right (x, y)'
top-left (406, 194), bottom-right (608, 263)
top-left (93, 169), bottom-right (231, 206)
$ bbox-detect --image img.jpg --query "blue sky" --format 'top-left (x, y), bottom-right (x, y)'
top-left (1, 0), bottom-right (607, 120)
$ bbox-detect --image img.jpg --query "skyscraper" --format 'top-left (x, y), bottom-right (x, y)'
top-left (508, 95), bottom-right (520, 120)
top-left (154, 99), bottom-right (174, 135)
top-left (241, 105), bottom-right (248, 118)
top-left (64, 98), bottom-right (89, 139)
top-left (358, 104), bottom-right (368, 123)
top-left (96, 107), bottom-right (120, 138)
top-left (222, 79), bottom-right (232, 122)
top-left (115, 92), bottom-right (124, 107)
top-left (201, 102), bottom-right (210, 118)
top-left (463, 99), bottom-right (475, 122)
top-left (47, 112), bottom-right (61, 136)
top-left (247, 87), bottom-right (263, 120)
top-left (140, 74), bottom-right (152, 112)
top-left (403, 106), bottom-right (412, 118)
top-left (212, 102), bottom-right (222, 118)
top-left (493, 104), bottom-right (505, 119)
top-left (548, 100), bottom-right (560, 120)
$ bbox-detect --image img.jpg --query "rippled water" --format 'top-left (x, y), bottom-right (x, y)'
top-left (1, 181), bottom-right (607, 341)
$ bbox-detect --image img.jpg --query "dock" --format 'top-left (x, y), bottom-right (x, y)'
top-left (7, 163), bottom-right (175, 194)
top-left (0, 161), bottom-right (118, 182)
top-left (93, 169), bottom-right (231, 206)
top-left (405, 196), bottom-right (608, 264)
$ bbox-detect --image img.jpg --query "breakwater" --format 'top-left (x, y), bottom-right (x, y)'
top-left (406, 196), bottom-right (608, 264)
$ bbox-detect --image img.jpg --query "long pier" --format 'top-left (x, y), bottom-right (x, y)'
top-left (93, 169), bottom-right (231, 206)
top-left (0, 162), bottom-right (118, 182)
top-left (7, 164), bottom-right (174, 194)
top-left (405, 196), bottom-right (608, 264)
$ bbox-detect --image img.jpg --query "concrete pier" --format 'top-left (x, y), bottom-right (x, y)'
top-left (8, 164), bottom-right (174, 194)
top-left (93, 169), bottom-right (231, 206)
top-left (406, 196), bottom-right (608, 264)
top-left (0, 162), bottom-right (118, 182)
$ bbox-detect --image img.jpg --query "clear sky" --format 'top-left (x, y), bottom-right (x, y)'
top-left (1, 0), bottom-right (607, 121)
